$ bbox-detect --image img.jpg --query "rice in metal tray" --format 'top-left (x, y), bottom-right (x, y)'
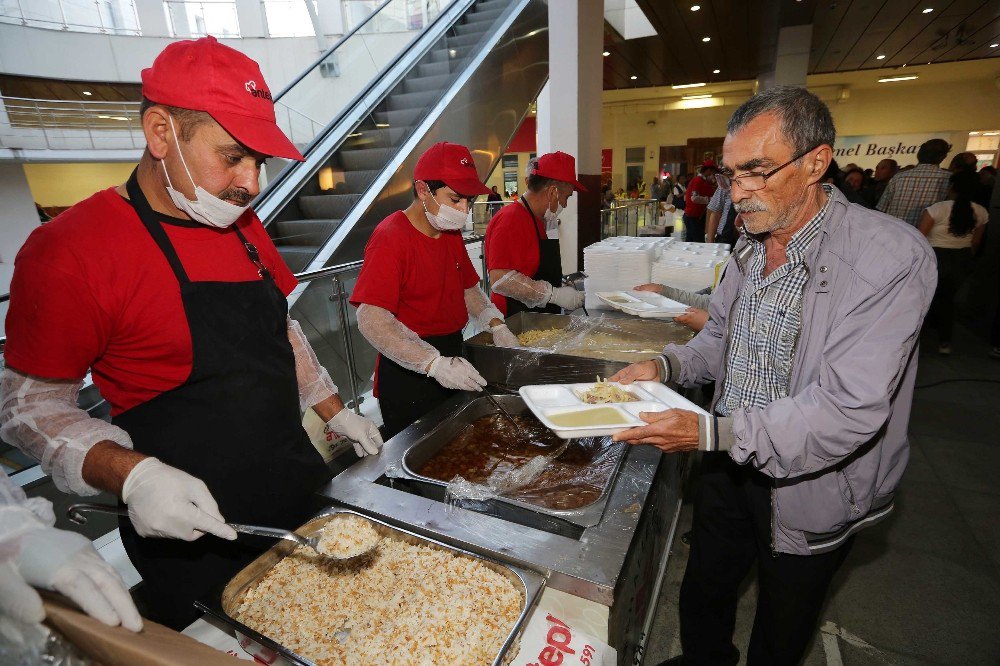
top-left (233, 536), bottom-right (523, 666)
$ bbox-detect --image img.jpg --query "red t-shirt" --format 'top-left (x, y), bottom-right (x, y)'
top-left (483, 201), bottom-right (543, 315)
top-left (684, 175), bottom-right (716, 217)
top-left (349, 211), bottom-right (479, 337)
top-left (4, 188), bottom-right (297, 416)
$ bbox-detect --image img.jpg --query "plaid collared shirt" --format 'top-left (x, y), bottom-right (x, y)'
top-left (876, 164), bottom-right (950, 226)
top-left (717, 187), bottom-right (831, 417)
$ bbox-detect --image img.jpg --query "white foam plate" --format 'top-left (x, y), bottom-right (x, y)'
top-left (519, 381), bottom-right (708, 438)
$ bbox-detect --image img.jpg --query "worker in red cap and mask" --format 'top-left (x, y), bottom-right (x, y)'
top-left (682, 160), bottom-right (719, 242)
top-left (351, 142), bottom-right (516, 438)
top-left (484, 152), bottom-right (586, 316)
top-left (0, 37), bottom-right (382, 630)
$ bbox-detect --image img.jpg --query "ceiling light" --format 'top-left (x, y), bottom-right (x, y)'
top-left (603, 50), bottom-right (610, 56)
top-left (922, 7), bottom-right (933, 13)
top-left (375, 123), bottom-right (390, 127)
top-left (630, 75), bottom-right (638, 80)
top-left (82, 90), bottom-right (92, 96)
top-left (682, 94), bottom-right (712, 100)
top-left (875, 54), bottom-right (886, 60)
top-left (983, 131), bottom-right (1000, 136)
top-left (672, 82), bottom-right (706, 89)
top-left (969, 131), bottom-right (980, 135)
top-left (878, 75), bottom-right (918, 83)
top-left (690, 4), bottom-right (700, 10)
top-left (712, 69), bottom-right (721, 74)
top-left (991, 43), bottom-right (999, 48)
top-left (702, 36), bottom-right (711, 42)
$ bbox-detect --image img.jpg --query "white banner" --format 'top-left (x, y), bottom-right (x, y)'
top-left (832, 132), bottom-right (958, 170)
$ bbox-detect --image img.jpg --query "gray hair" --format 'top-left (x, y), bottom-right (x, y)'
top-left (727, 85), bottom-right (835, 156)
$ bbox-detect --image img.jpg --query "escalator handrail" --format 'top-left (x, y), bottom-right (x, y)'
top-left (271, 0), bottom-right (396, 103)
top-left (255, 0), bottom-right (478, 223)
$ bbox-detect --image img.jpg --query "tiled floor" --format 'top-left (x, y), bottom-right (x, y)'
top-left (644, 324), bottom-right (1000, 665)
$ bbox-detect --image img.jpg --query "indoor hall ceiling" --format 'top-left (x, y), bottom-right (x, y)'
top-left (603, 0), bottom-right (1000, 90)
top-left (0, 74), bottom-right (142, 102)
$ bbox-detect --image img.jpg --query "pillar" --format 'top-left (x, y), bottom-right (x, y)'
top-left (536, 0), bottom-right (604, 273)
top-left (759, 24), bottom-right (811, 90)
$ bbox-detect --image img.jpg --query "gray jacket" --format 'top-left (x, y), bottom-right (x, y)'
top-left (665, 187), bottom-right (937, 555)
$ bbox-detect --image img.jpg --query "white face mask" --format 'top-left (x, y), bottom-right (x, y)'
top-left (543, 188), bottom-right (563, 229)
top-left (161, 116), bottom-right (251, 229)
top-left (421, 188), bottom-right (468, 231)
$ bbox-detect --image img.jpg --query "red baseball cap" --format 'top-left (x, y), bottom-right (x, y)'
top-left (141, 37), bottom-right (303, 161)
top-left (413, 142), bottom-right (491, 197)
top-left (701, 159), bottom-right (719, 170)
top-left (531, 151), bottom-right (587, 192)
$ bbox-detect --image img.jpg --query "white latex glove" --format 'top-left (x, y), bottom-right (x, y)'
top-left (548, 285), bottom-right (585, 310)
top-left (121, 458), bottom-right (237, 542)
top-left (427, 356), bottom-right (487, 392)
top-left (490, 324), bottom-right (519, 348)
top-left (13, 529), bottom-right (142, 632)
top-left (326, 409), bottom-right (383, 457)
top-left (0, 561), bottom-right (44, 628)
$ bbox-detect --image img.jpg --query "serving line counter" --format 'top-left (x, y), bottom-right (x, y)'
top-left (179, 311), bottom-right (694, 666)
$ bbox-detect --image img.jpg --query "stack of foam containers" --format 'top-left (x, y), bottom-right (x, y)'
top-left (650, 242), bottom-right (732, 293)
top-left (583, 237), bottom-right (665, 310)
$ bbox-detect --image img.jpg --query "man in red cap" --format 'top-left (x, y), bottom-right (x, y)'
top-left (1, 37), bottom-right (382, 629)
top-left (484, 151), bottom-right (586, 316)
top-left (350, 142), bottom-right (517, 437)
top-left (683, 160), bottom-right (720, 242)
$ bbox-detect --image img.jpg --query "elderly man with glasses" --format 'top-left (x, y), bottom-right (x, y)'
top-left (611, 86), bottom-right (936, 666)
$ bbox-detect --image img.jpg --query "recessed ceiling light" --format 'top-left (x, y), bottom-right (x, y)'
top-left (983, 131), bottom-right (1000, 136)
top-left (878, 75), bottom-right (918, 83)
top-left (875, 54), bottom-right (886, 60)
top-left (702, 36), bottom-right (711, 42)
top-left (630, 75), bottom-right (638, 80)
top-left (603, 50), bottom-right (610, 57)
top-left (922, 7), bottom-right (933, 13)
top-left (672, 82), bottom-right (706, 89)
top-left (991, 43), bottom-right (999, 48)
top-left (682, 94), bottom-right (712, 100)
top-left (82, 91), bottom-right (92, 96)
top-left (712, 69), bottom-right (721, 74)
top-left (690, 4), bottom-right (700, 10)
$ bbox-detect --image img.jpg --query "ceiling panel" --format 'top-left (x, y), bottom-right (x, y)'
top-left (607, 0), bottom-right (999, 90)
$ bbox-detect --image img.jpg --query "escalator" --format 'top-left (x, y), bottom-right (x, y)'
top-left (256, 0), bottom-right (549, 273)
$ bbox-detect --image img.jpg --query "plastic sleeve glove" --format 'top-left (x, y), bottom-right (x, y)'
top-left (0, 368), bottom-right (134, 496)
top-left (491, 324), bottom-right (520, 348)
top-left (15, 529), bottom-right (142, 632)
top-left (326, 409), bottom-right (383, 457)
top-left (490, 270), bottom-right (553, 310)
top-left (121, 458), bottom-right (237, 542)
top-left (463, 286), bottom-right (505, 329)
top-left (288, 317), bottom-right (339, 413)
top-left (548, 285), bottom-right (586, 310)
top-left (356, 304), bottom-right (441, 374)
top-left (427, 356), bottom-right (487, 392)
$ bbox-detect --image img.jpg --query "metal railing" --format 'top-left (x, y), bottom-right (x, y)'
top-left (601, 199), bottom-right (662, 239)
top-left (470, 199), bottom-right (513, 234)
top-left (0, 95), bottom-right (144, 151)
top-left (0, 0), bottom-right (141, 35)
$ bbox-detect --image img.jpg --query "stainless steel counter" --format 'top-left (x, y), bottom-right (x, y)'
top-left (320, 392), bottom-right (685, 665)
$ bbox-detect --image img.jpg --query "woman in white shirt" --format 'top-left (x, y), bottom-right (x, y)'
top-left (918, 171), bottom-right (988, 355)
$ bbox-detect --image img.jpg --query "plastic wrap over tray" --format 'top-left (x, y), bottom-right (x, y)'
top-left (464, 312), bottom-right (693, 391)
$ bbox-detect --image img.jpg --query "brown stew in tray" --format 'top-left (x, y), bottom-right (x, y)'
top-left (416, 414), bottom-right (623, 510)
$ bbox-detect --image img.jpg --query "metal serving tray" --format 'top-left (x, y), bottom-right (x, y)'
top-left (464, 311), bottom-right (693, 391)
top-left (399, 395), bottom-right (628, 528)
top-left (195, 508), bottom-right (545, 666)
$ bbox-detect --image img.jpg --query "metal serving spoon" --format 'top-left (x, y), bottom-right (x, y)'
top-left (66, 504), bottom-right (379, 562)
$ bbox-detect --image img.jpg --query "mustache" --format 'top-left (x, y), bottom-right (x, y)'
top-left (734, 199), bottom-right (768, 213)
top-left (220, 188), bottom-right (252, 205)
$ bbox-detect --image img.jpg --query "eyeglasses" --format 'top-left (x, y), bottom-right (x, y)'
top-left (715, 145), bottom-right (819, 192)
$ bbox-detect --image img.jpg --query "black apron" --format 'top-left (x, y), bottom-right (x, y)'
top-left (375, 331), bottom-right (462, 439)
top-left (115, 171), bottom-right (330, 630)
top-left (504, 197), bottom-right (563, 317)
